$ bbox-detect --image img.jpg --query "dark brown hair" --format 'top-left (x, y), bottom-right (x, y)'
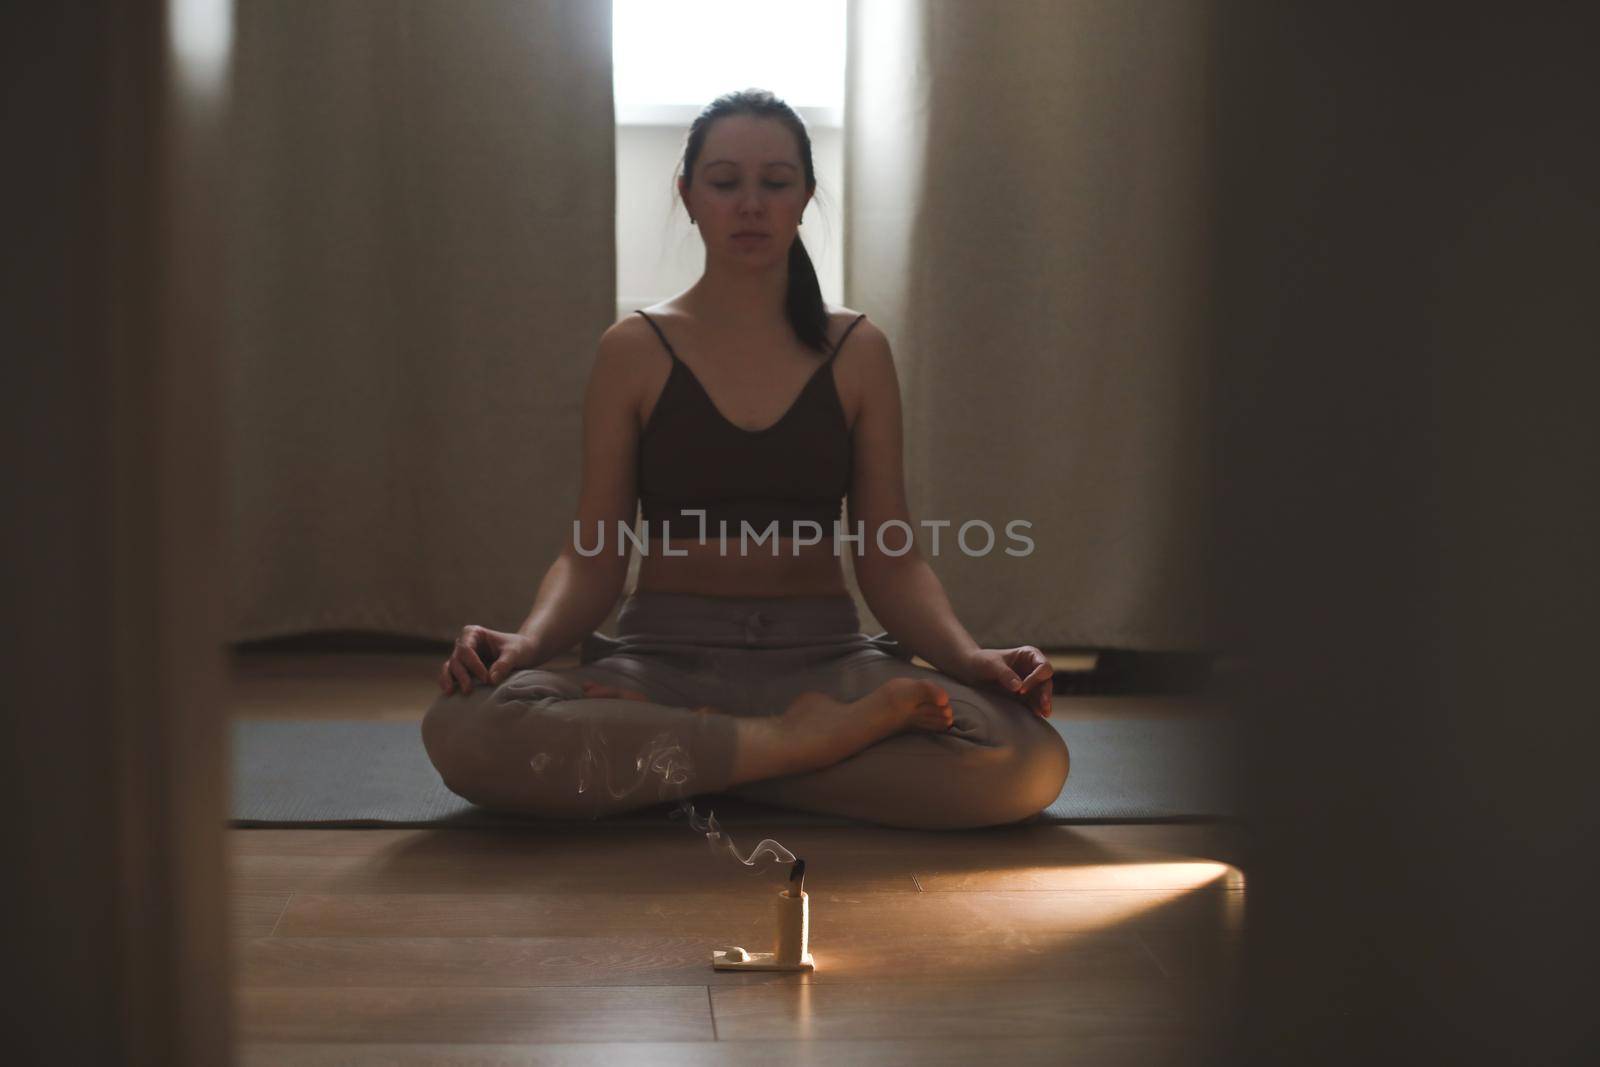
top-left (678, 88), bottom-right (830, 354)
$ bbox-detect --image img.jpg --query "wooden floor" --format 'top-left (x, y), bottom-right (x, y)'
top-left (230, 651), bottom-right (1247, 1066)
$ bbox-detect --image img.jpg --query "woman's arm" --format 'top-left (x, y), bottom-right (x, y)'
top-left (513, 551), bottom-right (623, 665)
top-left (513, 322), bottom-right (643, 663)
top-left (843, 320), bottom-right (985, 684)
top-left (858, 552), bottom-right (983, 684)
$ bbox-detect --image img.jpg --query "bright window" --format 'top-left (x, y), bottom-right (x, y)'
top-left (613, 0), bottom-right (846, 127)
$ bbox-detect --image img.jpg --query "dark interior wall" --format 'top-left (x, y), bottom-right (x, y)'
top-left (1210, 3), bottom-right (1599, 1063)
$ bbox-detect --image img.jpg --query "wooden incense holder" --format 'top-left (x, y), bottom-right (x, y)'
top-left (711, 947), bottom-right (815, 971)
top-left (712, 887), bottom-right (813, 971)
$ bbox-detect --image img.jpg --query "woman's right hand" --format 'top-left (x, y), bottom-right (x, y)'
top-left (439, 625), bottom-right (540, 695)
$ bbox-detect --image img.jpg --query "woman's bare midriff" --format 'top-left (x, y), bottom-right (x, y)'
top-left (632, 537), bottom-right (850, 597)
top-left (625, 300), bottom-right (863, 599)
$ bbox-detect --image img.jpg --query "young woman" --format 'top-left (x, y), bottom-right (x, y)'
top-left (422, 90), bottom-right (1069, 829)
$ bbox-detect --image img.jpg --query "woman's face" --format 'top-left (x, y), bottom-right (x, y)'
top-left (682, 114), bottom-right (812, 264)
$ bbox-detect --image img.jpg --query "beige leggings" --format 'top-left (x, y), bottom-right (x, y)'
top-left (421, 592), bottom-right (1070, 830)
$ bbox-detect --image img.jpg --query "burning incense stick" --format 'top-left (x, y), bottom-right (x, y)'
top-left (712, 855), bottom-right (816, 972)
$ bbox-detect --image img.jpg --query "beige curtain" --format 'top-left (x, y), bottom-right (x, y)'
top-left (226, 1), bottom-right (616, 643)
top-left (844, 0), bottom-right (1215, 650)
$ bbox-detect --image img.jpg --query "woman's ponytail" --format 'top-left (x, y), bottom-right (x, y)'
top-left (681, 89), bottom-right (834, 356)
top-left (785, 234), bottom-right (830, 354)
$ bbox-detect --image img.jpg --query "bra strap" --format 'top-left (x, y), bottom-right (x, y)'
top-left (639, 308), bottom-right (867, 363)
top-left (828, 313), bottom-right (869, 362)
top-left (634, 309), bottom-right (681, 363)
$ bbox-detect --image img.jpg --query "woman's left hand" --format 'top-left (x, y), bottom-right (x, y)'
top-left (962, 646), bottom-right (1054, 718)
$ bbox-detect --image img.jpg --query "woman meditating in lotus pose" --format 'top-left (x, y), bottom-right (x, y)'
top-left (422, 89), bottom-right (1069, 830)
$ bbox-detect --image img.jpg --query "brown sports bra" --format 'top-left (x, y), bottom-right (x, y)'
top-left (633, 310), bottom-right (867, 542)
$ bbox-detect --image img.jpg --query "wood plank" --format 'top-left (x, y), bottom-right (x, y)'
top-left (237, 1034), bottom-right (1210, 1066)
top-left (229, 851), bottom-right (919, 897)
top-left (1135, 925), bottom-right (1245, 982)
top-left (273, 891), bottom-right (779, 940)
top-left (230, 651), bottom-right (576, 721)
top-left (710, 976), bottom-right (1192, 1041)
top-left (230, 668), bottom-right (433, 721)
top-left (915, 859), bottom-right (1244, 893)
top-left (269, 886), bottom-right (1242, 940)
top-left (237, 985), bottom-right (712, 1045)
top-left (229, 823), bottom-right (1248, 861)
top-left (232, 891), bottom-right (292, 938)
top-left (227, 823), bottom-right (1247, 897)
top-left (235, 928), bottom-right (1157, 988)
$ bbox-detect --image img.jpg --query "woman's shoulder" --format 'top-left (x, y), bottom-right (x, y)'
top-left (596, 312), bottom-right (641, 355)
top-left (606, 302), bottom-right (881, 352)
top-left (612, 303), bottom-right (696, 362)
top-left (829, 303), bottom-right (877, 327)
top-left (631, 299), bottom-right (689, 326)
top-left (827, 306), bottom-right (888, 358)
top-left (636, 299), bottom-right (867, 321)
top-left (593, 312), bottom-right (676, 400)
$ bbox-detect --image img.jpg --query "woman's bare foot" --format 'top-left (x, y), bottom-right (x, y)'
top-left (805, 676), bottom-right (955, 742)
top-left (580, 680), bottom-right (650, 702)
top-left (730, 677), bottom-right (952, 785)
top-left (582, 675), bottom-right (952, 787)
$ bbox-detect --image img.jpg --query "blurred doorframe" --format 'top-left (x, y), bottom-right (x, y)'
top-left (4, 3), bottom-right (232, 1063)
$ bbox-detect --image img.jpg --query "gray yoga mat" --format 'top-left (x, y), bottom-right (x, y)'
top-left (231, 716), bottom-right (1242, 828)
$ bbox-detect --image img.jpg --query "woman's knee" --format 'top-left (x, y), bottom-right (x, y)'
top-left (952, 701), bottom-right (1071, 824)
top-left (420, 687), bottom-right (498, 804)
top-left (420, 672), bottom-right (585, 808)
top-left (1014, 720), bottom-right (1071, 815)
